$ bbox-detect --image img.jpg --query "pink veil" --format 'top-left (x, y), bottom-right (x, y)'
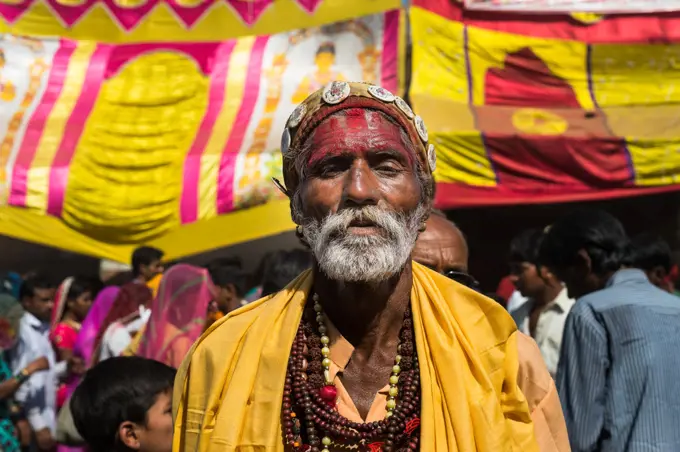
top-left (50, 277), bottom-right (74, 332)
top-left (62, 286), bottom-right (120, 399)
top-left (137, 264), bottom-right (214, 368)
top-left (73, 286), bottom-right (121, 366)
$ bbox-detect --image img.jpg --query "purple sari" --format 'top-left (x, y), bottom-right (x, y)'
top-left (57, 287), bottom-right (119, 452)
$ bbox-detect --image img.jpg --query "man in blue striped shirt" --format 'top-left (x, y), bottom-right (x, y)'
top-left (540, 209), bottom-right (680, 452)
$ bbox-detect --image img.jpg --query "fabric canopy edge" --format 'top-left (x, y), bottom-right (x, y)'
top-left (0, 200), bottom-right (295, 264)
top-left (434, 182), bottom-right (680, 209)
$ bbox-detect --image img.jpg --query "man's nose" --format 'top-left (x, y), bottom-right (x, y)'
top-left (342, 161), bottom-right (379, 208)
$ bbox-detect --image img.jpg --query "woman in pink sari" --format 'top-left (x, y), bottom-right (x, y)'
top-left (137, 265), bottom-right (215, 368)
top-left (50, 277), bottom-right (95, 408)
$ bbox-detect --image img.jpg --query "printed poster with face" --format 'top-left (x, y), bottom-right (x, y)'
top-left (231, 11), bottom-right (400, 211)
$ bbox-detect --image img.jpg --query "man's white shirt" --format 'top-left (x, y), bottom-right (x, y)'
top-left (10, 312), bottom-right (67, 435)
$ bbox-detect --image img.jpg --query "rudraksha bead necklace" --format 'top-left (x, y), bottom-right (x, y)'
top-left (282, 294), bottom-right (421, 452)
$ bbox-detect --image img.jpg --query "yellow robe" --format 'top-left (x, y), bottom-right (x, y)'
top-left (173, 262), bottom-right (539, 452)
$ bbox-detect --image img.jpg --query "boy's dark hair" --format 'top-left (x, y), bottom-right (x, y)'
top-left (207, 257), bottom-right (243, 269)
top-left (261, 250), bottom-right (312, 297)
top-left (19, 275), bottom-right (56, 301)
top-left (71, 356), bottom-right (176, 452)
top-left (631, 232), bottom-right (673, 272)
top-left (509, 229), bottom-right (544, 265)
top-left (540, 209), bottom-right (631, 276)
top-left (207, 261), bottom-right (247, 298)
top-left (131, 247), bottom-right (164, 277)
top-left (249, 252), bottom-right (274, 290)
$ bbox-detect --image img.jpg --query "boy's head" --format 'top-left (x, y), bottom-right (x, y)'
top-left (71, 356), bottom-right (176, 452)
top-left (508, 228), bottom-right (548, 299)
top-left (207, 259), bottom-right (247, 315)
top-left (631, 232), bottom-right (675, 291)
top-left (540, 209), bottom-right (630, 299)
top-left (131, 247), bottom-right (165, 283)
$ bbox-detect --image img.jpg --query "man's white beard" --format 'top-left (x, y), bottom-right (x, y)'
top-left (302, 204), bottom-right (427, 283)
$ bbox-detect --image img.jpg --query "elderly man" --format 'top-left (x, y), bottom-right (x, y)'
top-left (173, 82), bottom-right (563, 452)
top-left (410, 211), bottom-right (476, 287)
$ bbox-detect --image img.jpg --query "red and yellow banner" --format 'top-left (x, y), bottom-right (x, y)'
top-left (411, 1), bottom-right (680, 208)
top-left (0, 10), bottom-right (405, 261)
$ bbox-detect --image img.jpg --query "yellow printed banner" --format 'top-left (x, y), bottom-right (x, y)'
top-left (0, 0), bottom-right (400, 43)
top-left (411, 0), bottom-right (680, 208)
top-left (0, 10), bottom-right (404, 261)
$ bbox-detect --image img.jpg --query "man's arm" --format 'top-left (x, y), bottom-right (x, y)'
top-left (11, 329), bottom-right (49, 434)
top-left (11, 325), bottom-right (55, 450)
top-left (15, 365), bottom-right (49, 430)
top-left (14, 355), bottom-right (55, 450)
top-left (556, 306), bottom-right (609, 452)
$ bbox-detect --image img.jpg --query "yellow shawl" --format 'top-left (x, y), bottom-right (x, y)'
top-left (173, 262), bottom-right (539, 452)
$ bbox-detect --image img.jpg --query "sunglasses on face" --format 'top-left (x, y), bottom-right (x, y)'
top-left (443, 270), bottom-right (481, 290)
top-left (424, 264), bottom-right (480, 290)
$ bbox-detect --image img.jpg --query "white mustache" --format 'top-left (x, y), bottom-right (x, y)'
top-left (317, 205), bottom-right (405, 239)
top-left (302, 204), bottom-right (427, 283)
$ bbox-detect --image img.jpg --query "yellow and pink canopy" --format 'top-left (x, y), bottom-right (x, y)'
top-left (0, 0), bottom-right (403, 261)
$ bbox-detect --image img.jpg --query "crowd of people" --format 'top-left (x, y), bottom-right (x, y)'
top-left (0, 245), bottom-right (312, 452)
top-left (2, 80), bottom-right (680, 452)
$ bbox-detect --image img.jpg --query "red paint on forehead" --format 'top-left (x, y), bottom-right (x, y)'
top-left (306, 109), bottom-right (415, 165)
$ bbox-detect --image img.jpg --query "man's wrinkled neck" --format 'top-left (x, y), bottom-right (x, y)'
top-left (312, 261), bottom-right (412, 351)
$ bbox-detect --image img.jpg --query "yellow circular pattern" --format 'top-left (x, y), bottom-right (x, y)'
top-left (570, 12), bottom-right (605, 25)
top-left (512, 108), bottom-right (568, 136)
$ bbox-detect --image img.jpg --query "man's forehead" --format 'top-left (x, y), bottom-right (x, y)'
top-left (307, 108), bottom-right (416, 164)
top-left (316, 108), bottom-right (401, 134)
top-left (34, 288), bottom-right (55, 298)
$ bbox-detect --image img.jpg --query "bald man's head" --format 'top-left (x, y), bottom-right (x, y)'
top-left (412, 214), bottom-right (468, 274)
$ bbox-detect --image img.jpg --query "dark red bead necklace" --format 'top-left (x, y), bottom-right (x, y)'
top-left (282, 295), bottom-right (421, 452)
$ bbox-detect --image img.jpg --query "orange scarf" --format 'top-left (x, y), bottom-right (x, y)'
top-left (173, 263), bottom-right (538, 451)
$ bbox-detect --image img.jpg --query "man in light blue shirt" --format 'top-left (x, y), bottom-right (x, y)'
top-left (540, 209), bottom-right (680, 452)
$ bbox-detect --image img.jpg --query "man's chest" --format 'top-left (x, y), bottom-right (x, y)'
top-left (339, 363), bottom-right (392, 420)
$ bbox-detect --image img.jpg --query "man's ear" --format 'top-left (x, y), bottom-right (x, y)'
top-left (225, 283), bottom-right (237, 298)
top-left (118, 421), bottom-right (142, 451)
top-left (650, 265), bottom-right (668, 285)
top-left (538, 264), bottom-right (553, 281)
top-left (576, 249), bottom-right (593, 275)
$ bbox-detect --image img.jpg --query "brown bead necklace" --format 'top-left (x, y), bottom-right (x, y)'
top-left (282, 294), bottom-right (421, 452)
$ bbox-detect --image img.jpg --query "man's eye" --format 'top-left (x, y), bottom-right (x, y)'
top-left (319, 166), bottom-right (343, 177)
top-left (375, 164), bottom-right (400, 174)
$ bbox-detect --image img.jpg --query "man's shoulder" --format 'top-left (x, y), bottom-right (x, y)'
top-left (19, 313), bottom-right (46, 338)
top-left (577, 279), bottom-right (680, 314)
top-left (516, 332), bottom-right (552, 407)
